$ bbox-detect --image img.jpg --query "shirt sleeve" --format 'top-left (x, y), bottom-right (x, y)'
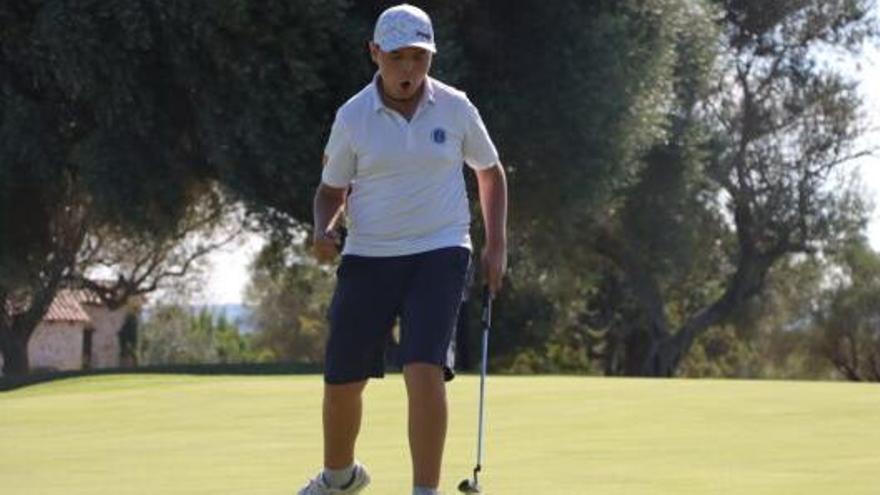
top-left (462, 99), bottom-right (500, 171)
top-left (321, 115), bottom-right (356, 188)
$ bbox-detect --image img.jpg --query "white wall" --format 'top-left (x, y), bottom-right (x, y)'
top-left (29, 322), bottom-right (84, 371)
top-left (82, 305), bottom-right (127, 369)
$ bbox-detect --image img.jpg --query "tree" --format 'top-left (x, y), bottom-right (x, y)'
top-left (71, 184), bottom-right (244, 309)
top-left (815, 239), bottom-right (880, 381)
top-left (585, 0), bottom-right (876, 375)
top-left (139, 305), bottom-right (210, 365)
top-left (382, 0), bottom-right (720, 374)
top-left (138, 305), bottom-right (260, 365)
top-left (5, 0), bottom-right (877, 378)
top-left (1, 0), bottom-right (368, 375)
top-left (211, 312), bottom-right (260, 364)
top-left (0, 177), bottom-right (87, 375)
top-left (244, 238), bottom-right (334, 363)
top-left (482, 242), bottom-right (592, 374)
top-left (0, 179), bottom-right (239, 376)
top-left (454, 0), bottom-right (703, 240)
top-left (677, 254), bottom-right (835, 379)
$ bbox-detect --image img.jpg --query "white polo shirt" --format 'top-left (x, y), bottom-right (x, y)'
top-left (322, 75), bottom-right (500, 257)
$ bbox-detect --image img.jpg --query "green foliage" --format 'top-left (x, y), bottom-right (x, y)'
top-left (1, 0), bottom-right (368, 373)
top-left (679, 325), bottom-right (762, 378)
top-left (138, 305), bottom-right (264, 365)
top-left (244, 238), bottom-right (334, 363)
top-left (1, 0), bottom-right (370, 283)
top-left (477, 236), bottom-right (612, 375)
top-left (579, 0), bottom-right (877, 376)
top-left (815, 240), bottom-right (880, 381)
top-left (679, 322), bottom-right (838, 380)
top-left (4, 0), bottom-right (880, 379)
top-left (453, 0), bottom-right (718, 248)
top-left (679, 256), bottom-right (839, 380)
top-left (505, 342), bottom-right (593, 375)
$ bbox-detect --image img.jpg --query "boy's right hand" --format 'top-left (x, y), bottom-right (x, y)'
top-left (312, 229), bottom-right (341, 263)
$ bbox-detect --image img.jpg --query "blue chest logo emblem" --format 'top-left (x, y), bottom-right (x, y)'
top-left (432, 128), bottom-right (446, 144)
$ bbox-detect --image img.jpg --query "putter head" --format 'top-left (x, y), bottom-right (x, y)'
top-left (458, 478), bottom-right (481, 494)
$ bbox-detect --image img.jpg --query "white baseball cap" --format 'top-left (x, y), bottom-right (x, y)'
top-left (373, 4), bottom-right (436, 54)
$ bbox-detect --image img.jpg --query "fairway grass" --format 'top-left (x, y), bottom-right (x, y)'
top-left (1, 374), bottom-right (878, 494)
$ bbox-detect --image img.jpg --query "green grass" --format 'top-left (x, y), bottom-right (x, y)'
top-left (1, 374), bottom-right (879, 494)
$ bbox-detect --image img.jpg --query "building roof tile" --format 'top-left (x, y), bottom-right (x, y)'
top-left (43, 290), bottom-right (92, 323)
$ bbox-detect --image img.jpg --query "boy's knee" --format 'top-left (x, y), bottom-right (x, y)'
top-left (403, 362), bottom-right (444, 379)
top-left (403, 363), bottom-right (446, 394)
top-left (324, 380), bottom-right (367, 401)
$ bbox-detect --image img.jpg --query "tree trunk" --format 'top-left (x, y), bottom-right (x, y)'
top-left (619, 330), bottom-right (682, 377)
top-left (0, 331), bottom-right (29, 376)
top-left (598, 228), bottom-right (775, 377)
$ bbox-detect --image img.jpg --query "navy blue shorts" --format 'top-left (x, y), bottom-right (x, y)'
top-left (324, 246), bottom-right (471, 384)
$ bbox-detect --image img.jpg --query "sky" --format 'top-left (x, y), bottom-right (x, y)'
top-left (193, 231), bottom-right (266, 306)
top-left (194, 42), bottom-right (880, 306)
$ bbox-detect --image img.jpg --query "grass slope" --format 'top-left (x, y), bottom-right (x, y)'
top-left (1, 374), bottom-right (878, 494)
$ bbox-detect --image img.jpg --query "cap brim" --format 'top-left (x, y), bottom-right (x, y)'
top-left (379, 41), bottom-right (437, 54)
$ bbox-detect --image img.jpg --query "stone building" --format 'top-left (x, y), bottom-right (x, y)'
top-left (0, 289), bottom-right (139, 374)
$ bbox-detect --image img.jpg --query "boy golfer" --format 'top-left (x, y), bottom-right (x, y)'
top-left (299, 4), bottom-right (507, 494)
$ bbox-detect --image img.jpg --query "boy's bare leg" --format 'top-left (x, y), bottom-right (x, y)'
top-left (404, 363), bottom-right (447, 489)
top-left (324, 380), bottom-right (368, 469)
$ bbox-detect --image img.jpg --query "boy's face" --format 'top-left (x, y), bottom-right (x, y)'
top-left (369, 43), bottom-right (432, 101)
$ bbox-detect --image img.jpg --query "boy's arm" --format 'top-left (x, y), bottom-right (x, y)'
top-left (312, 177), bottom-right (348, 263)
top-left (475, 163), bottom-right (508, 295)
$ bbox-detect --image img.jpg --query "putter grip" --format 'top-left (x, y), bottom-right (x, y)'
top-left (481, 285), bottom-right (492, 329)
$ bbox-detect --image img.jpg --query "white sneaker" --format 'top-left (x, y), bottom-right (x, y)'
top-left (297, 463), bottom-right (371, 495)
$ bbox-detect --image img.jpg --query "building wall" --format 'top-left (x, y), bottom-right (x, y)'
top-left (29, 322), bottom-right (84, 371)
top-left (82, 305), bottom-right (128, 369)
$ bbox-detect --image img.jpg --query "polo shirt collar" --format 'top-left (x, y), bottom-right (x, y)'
top-left (370, 73), bottom-right (436, 113)
top-left (423, 77), bottom-right (436, 105)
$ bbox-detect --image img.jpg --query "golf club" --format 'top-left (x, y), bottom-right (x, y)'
top-left (458, 286), bottom-right (492, 494)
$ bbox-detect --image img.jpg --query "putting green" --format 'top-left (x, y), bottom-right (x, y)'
top-left (1, 374), bottom-right (878, 494)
